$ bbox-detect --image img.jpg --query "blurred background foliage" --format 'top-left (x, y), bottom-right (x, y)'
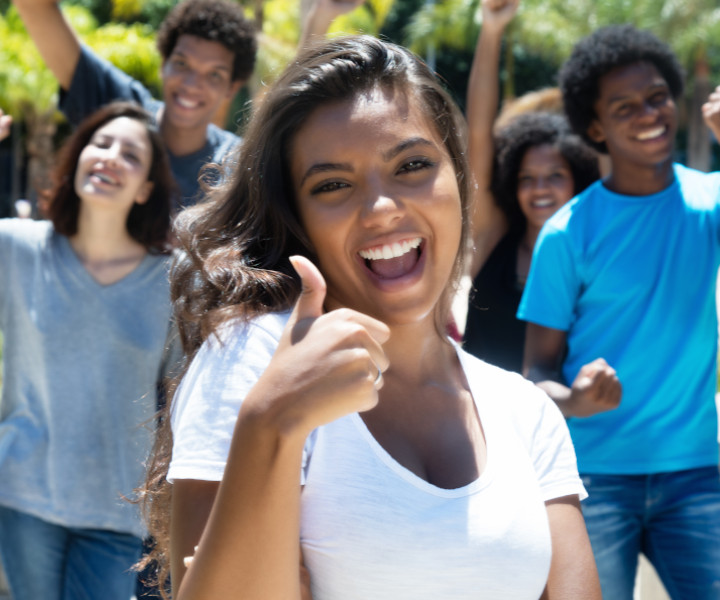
top-left (2, 0), bottom-right (720, 213)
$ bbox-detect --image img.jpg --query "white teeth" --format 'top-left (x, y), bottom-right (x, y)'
top-left (177, 96), bottom-right (199, 109)
top-left (532, 199), bottom-right (554, 208)
top-left (92, 172), bottom-right (116, 185)
top-left (637, 126), bottom-right (665, 141)
top-left (359, 237), bottom-right (421, 261)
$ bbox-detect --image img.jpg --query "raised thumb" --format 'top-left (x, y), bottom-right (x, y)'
top-left (289, 255), bottom-right (327, 322)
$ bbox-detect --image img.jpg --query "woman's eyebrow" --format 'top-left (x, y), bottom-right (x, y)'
top-left (383, 137), bottom-right (434, 161)
top-left (299, 162), bottom-right (353, 187)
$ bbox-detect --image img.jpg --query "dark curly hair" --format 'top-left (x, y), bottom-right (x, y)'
top-left (156, 0), bottom-right (257, 82)
top-left (47, 101), bottom-right (175, 253)
top-left (559, 24), bottom-right (684, 154)
top-left (491, 112), bottom-right (599, 234)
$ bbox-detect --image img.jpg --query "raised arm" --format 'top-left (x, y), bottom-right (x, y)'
top-left (702, 84), bottom-right (720, 142)
top-left (12, 0), bottom-right (81, 90)
top-left (0, 110), bottom-right (11, 142)
top-left (466, 0), bottom-right (519, 277)
top-left (523, 323), bottom-right (621, 419)
top-left (172, 257), bottom-right (389, 599)
top-left (298, 0), bottom-right (365, 50)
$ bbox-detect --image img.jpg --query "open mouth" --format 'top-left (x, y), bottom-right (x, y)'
top-left (90, 171), bottom-right (118, 186)
top-left (358, 237), bottom-right (423, 279)
top-left (175, 95), bottom-right (201, 110)
top-left (531, 198), bottom-right (555, 209)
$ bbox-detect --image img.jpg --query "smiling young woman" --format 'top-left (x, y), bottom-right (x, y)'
top-left (139, 35), bottom-right (600, 600)
top-left (0, 101), bottom-right (177, 600)
top-left (461, 0), bottom-right (599, 374)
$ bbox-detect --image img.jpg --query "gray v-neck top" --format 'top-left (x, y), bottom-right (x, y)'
top-left (0, 219), bottom-right (175, 537)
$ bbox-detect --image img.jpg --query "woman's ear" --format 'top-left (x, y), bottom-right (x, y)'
top-left (135, 181), bottom-right (154, 205)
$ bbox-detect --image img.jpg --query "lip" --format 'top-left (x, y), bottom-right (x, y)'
top-left (88, 168), bottom-right (120, 187)
top-left (530, 198), bottom-right (556, 209)
top-left (172, 92), bottom-right (203, 112)
top-left (355, 237), bottom-right (427, 292)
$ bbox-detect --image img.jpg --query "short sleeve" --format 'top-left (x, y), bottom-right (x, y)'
top-left (168, 312), bottom-right (290, 482)
top-left (525, 389), bottom-right (587, 502)
top-left (59, 45), bottom-right (157, 127)
top-left (516, 218), bottom-right (581, 331)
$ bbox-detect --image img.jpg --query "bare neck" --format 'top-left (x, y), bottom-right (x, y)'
top-left (70, 207), bottom-right (146, 284)
top-left (604, 157), bottom-right (675, 196)
top-left (158, 107), bottom-right (209, 157)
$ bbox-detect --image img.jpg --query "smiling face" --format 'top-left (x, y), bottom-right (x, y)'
top-left (587, 61), bottom-right (677, 175)
top-left (516, 144), bottom-right (575, 232)
top-left (290, 87), bottom-right (463, 327)
top-left (161, 34), bottom-right (241, 135)
top-left (74, 116), bottom-right (154, 214)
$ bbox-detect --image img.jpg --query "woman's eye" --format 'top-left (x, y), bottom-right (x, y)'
top-left (311, 181), bottom-right (349, 195)
top-left (398, 158), bottom-right (433, 174)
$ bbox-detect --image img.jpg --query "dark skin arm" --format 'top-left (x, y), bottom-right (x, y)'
top-left (523, 323), bottom-right (622, 418)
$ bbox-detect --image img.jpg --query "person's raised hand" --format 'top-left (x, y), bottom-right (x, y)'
top-left (0, 110), bottom-right (12, 142)
top-left (481, 0), bottom-right (520, 34)
top-left (316, 0), bottom-right (365, 23)
top-left (249, 256), bottom-right (390, 437)
top-left (301, 0), bottom-right (365, 46)
top-left (702, 85), bottom-right (720, 142)
top-left (567, 358), bottom-right (621, 418)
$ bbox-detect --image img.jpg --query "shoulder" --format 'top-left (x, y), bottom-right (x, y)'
top-left (0, 219), bottom-right (53, 248)
top-left (543, 180), bottom-right (604, 234)
top-left (206, 124), bottom-right (241, 158)
top-left (458, 347), bottom-right (567, 444)
top-left (673, 163), bottom-right (720, 208)
top-left (175, 310), bottom-right (290, 409)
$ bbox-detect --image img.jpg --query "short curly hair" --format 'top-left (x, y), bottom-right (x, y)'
top-left (491, 112), bottom-right (600, 233)
top-left (559, 24), bottom-right (684, 153)
top-left (157, 0), bottom-right (257, 82)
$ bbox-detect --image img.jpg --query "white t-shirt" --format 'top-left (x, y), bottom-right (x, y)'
top-left (169, 311), bottom-right (585, 599)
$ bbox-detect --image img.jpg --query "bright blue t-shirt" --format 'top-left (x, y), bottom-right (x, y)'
top-left (517, 164), bottom-right (720, 474)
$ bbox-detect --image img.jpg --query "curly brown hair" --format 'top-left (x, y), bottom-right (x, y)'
top-left (156, 0), bottom-right (257, 82)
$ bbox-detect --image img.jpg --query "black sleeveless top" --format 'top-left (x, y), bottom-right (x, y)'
top-left (463, 231), bottom-right (526, 373)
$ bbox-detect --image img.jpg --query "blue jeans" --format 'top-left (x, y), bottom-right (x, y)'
top-left (0, 505), bottom-right (142, 600)
top-left (581, 467), bottom-right (720, 600)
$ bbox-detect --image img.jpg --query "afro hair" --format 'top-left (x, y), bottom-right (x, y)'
top-left (558, 24), bottom-right (684, 153)
top-left (492, 111), bottom-right (600, 233)
top-left (157, 0), bottom-right (257, 82)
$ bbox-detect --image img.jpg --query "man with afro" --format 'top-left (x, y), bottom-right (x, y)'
top-left (518, 24), bottom-right (720, 599)
top-left (14, 0), bottom-right (257, 208)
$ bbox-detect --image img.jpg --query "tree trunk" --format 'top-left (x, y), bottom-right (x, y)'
top-left (23, 105), bottom-right (56, 217)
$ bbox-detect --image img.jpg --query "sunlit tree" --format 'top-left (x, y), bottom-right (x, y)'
top-left (0, 5), bottom-right (160, 201)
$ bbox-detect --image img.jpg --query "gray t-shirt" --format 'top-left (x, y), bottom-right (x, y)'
top-left (59, 45), bottom-right (240, 208)
top-left (0, 219), bottom-right (175, 537)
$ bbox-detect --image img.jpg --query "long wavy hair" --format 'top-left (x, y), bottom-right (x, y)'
top-left (138, 35), bottom-right (471, 594)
